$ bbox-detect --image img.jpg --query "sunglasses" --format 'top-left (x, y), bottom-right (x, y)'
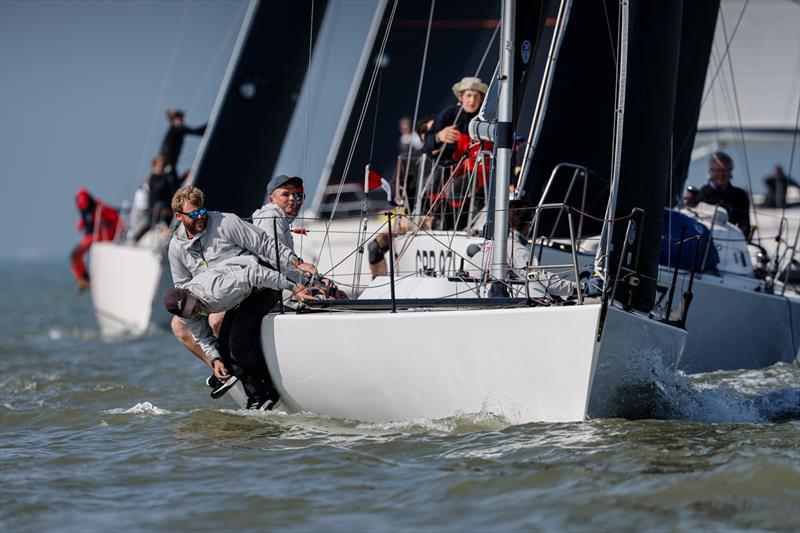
top-left (179, 208), bottom-right (207, 219)
top-left (293, 192), bottom-right (305, 202)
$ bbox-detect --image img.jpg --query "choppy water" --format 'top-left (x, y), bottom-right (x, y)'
top-left (2, 262), bottom-right (799, 532)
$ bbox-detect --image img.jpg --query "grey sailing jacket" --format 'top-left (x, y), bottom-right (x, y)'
top-left (252, 203), bottom-right (294, 251)
top-left (179, 255), bottom-right (296, 362)
top-left (168, 211), bottom-right (302, 288)
top-left (168, 211), bottom-right (303, 362)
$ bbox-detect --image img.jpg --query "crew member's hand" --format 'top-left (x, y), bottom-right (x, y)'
top-left (212, 359), bottom-right (230, 380)
top-left (297, 262), bottom-right (318, 276)
top-left (436, 125), bottom-right (460, 144)
top-left (293, 283), bottom-right (315, 303)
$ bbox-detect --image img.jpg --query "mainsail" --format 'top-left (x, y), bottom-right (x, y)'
top-left (697, 0), bottom-right (800, 141)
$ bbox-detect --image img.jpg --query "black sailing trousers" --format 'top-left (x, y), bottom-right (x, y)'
top-left (217, 288), bottom-right (280, 402)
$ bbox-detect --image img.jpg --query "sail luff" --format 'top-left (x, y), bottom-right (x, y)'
top-left (188, 0), bottom-right (258, 190)
top-left (610, 0), bottom-right (684, 311)
top-left (595, 0), bottom-right (629, 286)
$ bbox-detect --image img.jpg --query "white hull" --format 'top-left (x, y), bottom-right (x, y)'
top-left (89, 242), bottom-right (172, 337)
top-left (260, 301), bottom-right (685, 423)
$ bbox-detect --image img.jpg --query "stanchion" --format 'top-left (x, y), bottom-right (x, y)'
top-left (273, 218), bottom-right (285, 314)
top-left (386, 212), bottom-right (397, 313)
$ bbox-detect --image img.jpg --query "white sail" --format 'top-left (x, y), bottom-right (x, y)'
top-left (697, 0), bottom-right (800, 139)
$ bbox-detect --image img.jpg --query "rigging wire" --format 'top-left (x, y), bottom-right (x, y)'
top-left (601, 0), bottom-right (617, 72)
top-left (327, 0), bottom-right (399, 221)
top-left (675, 0), bottom-right (749, 163)
top-left (718, 3), bottom-right (760, 239)
top-left (400, 0), bottom-right (436, 205)
top-left (313, 0), bottom-right (399, 281)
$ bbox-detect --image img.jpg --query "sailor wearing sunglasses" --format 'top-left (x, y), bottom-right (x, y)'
top-left (168, 186), bottom-right (315, 410)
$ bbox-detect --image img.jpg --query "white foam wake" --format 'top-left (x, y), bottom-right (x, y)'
top-left (105, 402), bottom-right (170, 416)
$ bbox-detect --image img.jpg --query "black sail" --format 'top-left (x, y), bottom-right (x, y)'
top-left (191, 0), bottom-right (327, 217)
top-left (611, 0), bottom-right (683, 312)
top-left (670, 0), bottom-right (720, 205)
top-left (518, 0), bottom-right (619, 238)
top-left (518, 0), bottom-right (695, 312)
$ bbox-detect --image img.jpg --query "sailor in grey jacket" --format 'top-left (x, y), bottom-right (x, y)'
top-left (252, 202), bottom-right (294, 251)
top-left (168, 209), bottom-right (306, 366)
top-left (168, 210), bottom-right (304, 289)
top-left (166, 255), bottom-right (298, 365)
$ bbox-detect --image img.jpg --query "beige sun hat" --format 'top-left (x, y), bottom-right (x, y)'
top-left (451, 76), bottom-right (488, 98)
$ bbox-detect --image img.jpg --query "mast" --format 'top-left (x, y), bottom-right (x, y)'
top-left (491, 0), bottom-right (516, 280)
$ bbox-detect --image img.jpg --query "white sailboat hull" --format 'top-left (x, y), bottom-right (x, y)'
top-left (89, 242), bottom-right (172, 337)
top-left (260, 303), bottom-right (685, 423)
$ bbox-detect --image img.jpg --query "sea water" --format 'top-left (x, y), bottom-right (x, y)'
top-left (1, 261), bottom-right (798, 532)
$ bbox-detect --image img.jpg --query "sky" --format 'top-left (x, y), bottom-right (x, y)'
top-left (0, 0), bottom-right (247, 261)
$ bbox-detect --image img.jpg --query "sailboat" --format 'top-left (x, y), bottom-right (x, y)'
top-left (254, 0), bottom-right (692, 423)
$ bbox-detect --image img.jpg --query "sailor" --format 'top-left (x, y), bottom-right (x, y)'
top-left (763, 165), bottom-right (799, 209)
top-left (423, 76), bottom-right (489, 160)
top-left (159, 109), bottom-right (206, 168)
top-left (252, 175), bottom-right (346, 300)
top-left (147, 154), bottom-right (180, 227)
top-left (71, 188), bottom-right (121, 292)
top-left (171, 177), bottom-right (313, 395)
top-left (423, 76), bottom-right (493, 227)
top-left (167, 186), bottom-right (314, 410)
top-left (251, 175), bottom-right (304, 248)
top-left (697, 151), bottom-right (751, 239)
top-left (163, 254), bottom-right (314, 404)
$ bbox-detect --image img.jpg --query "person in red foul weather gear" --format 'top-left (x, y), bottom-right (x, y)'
top-left (422, 77), bottom-right (493, 227)
top-left (71, 188), bottom-right (121, 292)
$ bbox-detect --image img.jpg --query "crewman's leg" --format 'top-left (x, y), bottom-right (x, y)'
top-left (70, 235), bottom-right (93, 291)
top-left (223, 289), bottom-right (281, 403)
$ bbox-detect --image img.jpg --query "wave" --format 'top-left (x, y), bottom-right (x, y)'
top-left (652, 362), bottom-right (800, 423)
top-left (104, 402), bottom-right (170, 416)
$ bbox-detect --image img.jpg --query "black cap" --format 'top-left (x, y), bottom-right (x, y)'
top-left (163, 288), bottom-right (199, 318)
top-left (266, 175), bottom-right (303, 197)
